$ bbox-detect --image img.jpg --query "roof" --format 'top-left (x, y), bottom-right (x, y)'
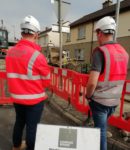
top-left (39, 28), bottom-right (52, 35)
top-left (70, 0), bottom-right (130, 28)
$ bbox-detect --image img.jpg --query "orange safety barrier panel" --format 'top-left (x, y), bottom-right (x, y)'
top-left (0, 71), bottom-right (12, 104)
top-left (50, 66), bottom-right (90, 114)
top-left (108, 80), bottom-right (130, 132)
top-left (50, 66), bottom-right (73, 100)
top-left (70, 72), bottom-right (90, 113)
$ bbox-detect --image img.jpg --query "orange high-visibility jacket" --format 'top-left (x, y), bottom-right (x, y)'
top-left (6, 39), bottom-right (50, 105)
top-left (93, 44), bottom-right (129, 106)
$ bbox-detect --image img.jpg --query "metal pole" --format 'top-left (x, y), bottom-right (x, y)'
top-left (59, 0), bottom-right (63, 68)
top-left (13, 25), bottom-right (15, 41)
top-left (47, 43), bottom-right (49, 61)
top-left (114, 0), bottom-right (120, 42)
top-left (1, 20), bottom-right (3, 29)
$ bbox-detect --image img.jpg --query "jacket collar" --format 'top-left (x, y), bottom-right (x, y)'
top-left (17, 39), bottom-right (41, 51)
top-left (102, 41), bottom-right (116, 45)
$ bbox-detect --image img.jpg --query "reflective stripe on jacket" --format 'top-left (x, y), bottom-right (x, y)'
top-left (93, 44), bottom-right (129, 106)
top-left (6, 39), bottom-right (50, 105)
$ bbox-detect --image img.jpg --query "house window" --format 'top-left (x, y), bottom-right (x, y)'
top-left (78, 26), bottom-right (86, 40)
top-left (66, 33), bottom-right (71, 42)
top-left (66, 50), bottom-right (70, 59)
top-left (74, 49), bottom-right (84, 60)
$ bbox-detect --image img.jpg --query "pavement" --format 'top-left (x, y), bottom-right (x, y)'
top-left (48, 92), bottom-right (130, 150)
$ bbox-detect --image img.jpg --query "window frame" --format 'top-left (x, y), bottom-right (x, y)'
top-left (78, 25), bottom-right (86, 40)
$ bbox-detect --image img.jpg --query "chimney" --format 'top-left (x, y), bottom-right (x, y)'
top-left (103, 0), bottom-right (113, 9)
top-left (45, 27), bottom-right (49, 30)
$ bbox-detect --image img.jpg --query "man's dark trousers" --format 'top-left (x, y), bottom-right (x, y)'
top-left (13, 101), bottom-right (44, 150)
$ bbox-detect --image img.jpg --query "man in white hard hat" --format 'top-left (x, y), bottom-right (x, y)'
top-left (85, 16), bottom-right (129, 150)
top-left (6, 15), bottom-right (50, 150)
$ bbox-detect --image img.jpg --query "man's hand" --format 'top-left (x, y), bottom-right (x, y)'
top-left (86, 71), bottom-right (100, 98)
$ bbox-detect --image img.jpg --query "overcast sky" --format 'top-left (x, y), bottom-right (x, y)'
top-left (0, 0), bottom-right (118, 40)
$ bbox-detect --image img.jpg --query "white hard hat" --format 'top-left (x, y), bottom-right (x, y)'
top-left (20, 15), bottom-right (40, 34)
top-left (95, 16), bottom-right (116, 34)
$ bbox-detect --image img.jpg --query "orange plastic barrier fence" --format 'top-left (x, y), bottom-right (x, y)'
top-left (49, 66), bottom-right (90, 114)
top-left (0, 67), bottom-right (130, 132)
top-left (108, 80), bottom-right (130, 132)
top-left (0, 71), bottom-right (12, 104)
top-left (50, 66), bottom-right (73, 100)
top-left (70, 72), bottom-right (90, 113)
top-left (50, 67), bottom-right (130, 131)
